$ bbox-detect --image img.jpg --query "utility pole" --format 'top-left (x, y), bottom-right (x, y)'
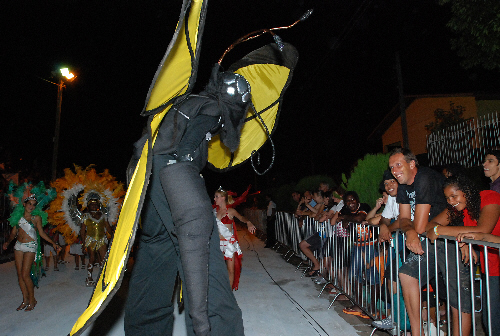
top-left (51, 79), bottom-right (64, 181)
top-left (396, 51), bottom-right (409, 149)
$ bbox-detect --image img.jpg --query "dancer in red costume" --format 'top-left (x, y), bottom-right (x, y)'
top-left (214, 188), bottom-right (256, 290)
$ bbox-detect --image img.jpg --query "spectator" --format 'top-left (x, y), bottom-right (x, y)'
top-left (298, 190), bottom-right (327, 276)
top-left (441, 163), bottom-right (466, 178)
top-left (264, 195), bottom-right (277, 248)
top-left (336, 191), bottom-right (371, 318)
top-left (483, 149), bottom-right (500, 193)
top-left (319, 182), bottom-right (330, 193)
top-left (427, 175), bottom-right (500, 336)
top-left (389, 148), bottom-right (447, 336)
top-left (43, 224), bottom-right (59, 272)
top-left (69, 234), bottom-right (85, 271)
top-left (371, 170), bottom-right (410, 331)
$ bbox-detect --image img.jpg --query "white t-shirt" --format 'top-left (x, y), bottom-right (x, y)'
top-left (330, 200), bottom-right (344, 213)
top-left (267, 201), bottom-right (276, 217)
top-left (381, 195), bottom-right (400, 220)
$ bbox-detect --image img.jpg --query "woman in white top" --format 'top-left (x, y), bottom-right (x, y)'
top-left (3, 195), bottom-right (60, 311)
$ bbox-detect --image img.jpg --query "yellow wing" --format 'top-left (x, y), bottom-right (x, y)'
top-left (207, 43), bottom-right (298, 171)
top-left (69, 0), bottom-right (207, 334)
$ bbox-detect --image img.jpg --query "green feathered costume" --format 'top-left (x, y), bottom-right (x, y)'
top-left (7, 181), bottom-right (57, 287)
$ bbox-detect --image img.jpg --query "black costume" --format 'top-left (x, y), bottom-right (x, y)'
top-left (69, 1), bottom-right (301, 334)
top-left (125, 66), bottom-right (250, 336)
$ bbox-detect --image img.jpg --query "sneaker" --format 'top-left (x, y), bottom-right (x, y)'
top-left (314, 277), bottom-right (327, 284)
top-left (422, 322), bottom-right (440, 336)
top-left (372, 316), bottom-right (395, 330)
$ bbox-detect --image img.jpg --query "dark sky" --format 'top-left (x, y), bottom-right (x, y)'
top-left (1, 0), bottom-right (498, 194)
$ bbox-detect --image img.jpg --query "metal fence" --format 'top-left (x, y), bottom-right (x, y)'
top-left (427, 112), bottom-right (500, 168)
top-left (274, 212), bottom-right (499, 336)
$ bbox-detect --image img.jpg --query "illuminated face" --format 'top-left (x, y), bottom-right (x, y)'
top-left (389, 153), bottom-right (415, 185)
top-left (483, 154), bottom-right (500, 181)
top-left (319, 183), bottom-right (329, 192)
top-left (384, 178), bottom-right (398, 197)
top-left (292, 192), bottom-right (301, 203)
top-left (88, 201), bottom-right (100, 211)
top-left (345, 195), bottom-right (359, 212)
top-left (24, 200), bottom-right (37, 213)
top-left (303, 191), bottom-right (312, 203)
top-left (214, 192), bottom-right (226, 206)
top-left (444, 185), bottom-right (467, 211)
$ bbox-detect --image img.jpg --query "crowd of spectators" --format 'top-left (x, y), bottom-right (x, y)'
top-left (276, 148), bottom-right (500, 336)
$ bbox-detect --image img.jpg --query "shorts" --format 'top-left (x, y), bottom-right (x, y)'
top-left (58, 234), bottom-right (66, 246)
top-left (336, 236), bottom-right (351, 266)
top-left (399, 239), bottom-right (471, 313)
top-left (305, 232), bottom-right (322, 253)
top-left (350, 244), bottom-right (380, 284)
top-left (44, 244), bottom-right (56, 257)
top-left (70, 243), bottom-right (84, 255)
top-left (14, 240), bottom-right (37, 253)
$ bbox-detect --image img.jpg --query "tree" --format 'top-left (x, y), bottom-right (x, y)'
top-left (440, 0), bottom-right (500, 71)
top-left (341, 153), bottom-right (390, 207)
top-left (425, 101), bottom-right (468, 134)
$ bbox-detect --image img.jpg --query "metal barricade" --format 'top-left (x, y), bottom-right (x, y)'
top-left (274, 212), bottom-right (499, 336)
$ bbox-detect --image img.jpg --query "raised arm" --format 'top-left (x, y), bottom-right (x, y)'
top-left (228, 208), bottom-right (256, 234)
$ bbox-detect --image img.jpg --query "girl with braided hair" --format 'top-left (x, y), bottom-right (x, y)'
top-left (426, 174), bottom-right (500, 336)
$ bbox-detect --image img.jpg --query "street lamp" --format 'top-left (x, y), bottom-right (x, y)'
top-left (51, 67), bottom-right (75, 181)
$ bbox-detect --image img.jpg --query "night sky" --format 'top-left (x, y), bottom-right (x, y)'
top-left (2, 0), bottom-right (498, 194)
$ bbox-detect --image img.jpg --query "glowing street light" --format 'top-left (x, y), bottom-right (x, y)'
top-left (51, 67), bottom-right (76, 181)
top-left (60, 68), bottom-right (75, 80)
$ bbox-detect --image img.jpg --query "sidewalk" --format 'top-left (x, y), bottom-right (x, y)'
top-left (0, 226), bottom-right (381, 335)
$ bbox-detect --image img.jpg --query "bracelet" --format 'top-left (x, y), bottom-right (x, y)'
top-left (433, 225), bottom-right (440, 236)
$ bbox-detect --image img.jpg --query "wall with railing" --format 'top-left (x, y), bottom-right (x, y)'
top-left (274, 212), bottom-right (499, 336)
top-left (427, 112), bottom-right (500, 168)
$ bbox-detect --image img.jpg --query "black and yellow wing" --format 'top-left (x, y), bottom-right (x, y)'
top-left (69, 0), bottom-right (207, 334)
top-left (207, 42), bottom-right (298, 171)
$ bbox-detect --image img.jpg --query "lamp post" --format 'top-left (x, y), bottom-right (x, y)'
top-left (51, 68), bottom-right (75, 181)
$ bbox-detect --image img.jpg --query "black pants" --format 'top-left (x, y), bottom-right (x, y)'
top-left (266, 215), bottom-right (276, 247)
top-left (124, 155), bottom-right (244, 336)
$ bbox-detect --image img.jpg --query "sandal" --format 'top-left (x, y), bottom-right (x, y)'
top-left (75, 266), bottom-right (79, 270)
top-left (86, 277), bottom-right (96, 287)
top-left (25, 301), bottom-right (36, 312)
top-left (16, 302), bottom-right (27, 311)
top-left (343, 307), bottom-right (370, 319)
top-left (305, 269), bottom-right (320, 277)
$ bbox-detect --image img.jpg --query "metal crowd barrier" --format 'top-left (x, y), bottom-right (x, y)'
top-left (274, 212), bottom-right (499, 336)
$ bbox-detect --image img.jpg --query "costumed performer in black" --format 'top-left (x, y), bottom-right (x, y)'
top-left (124, 66), bottom-right (252, 336)
top-left (69, 2), bottom-right (306, 335)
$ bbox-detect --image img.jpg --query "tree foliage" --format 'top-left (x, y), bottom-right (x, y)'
top-left (440, 0), bottom-right (500, 71)
top-left (425, 101), bottom-right (467, 134)
top-left (341, 153), bottom-right (390, 207)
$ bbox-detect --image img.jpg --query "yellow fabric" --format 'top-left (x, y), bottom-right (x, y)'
top-left (70, 1), bottom-right (204, 334)
top-left (208, 64), bottom-right (290, 169)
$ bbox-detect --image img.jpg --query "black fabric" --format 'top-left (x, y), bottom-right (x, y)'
top-left (124, 155), bottom-right (244, 336)
top-left (396, 167), bottom-right (446, 221)
top-left (159, 161), bottom-right (214, 335)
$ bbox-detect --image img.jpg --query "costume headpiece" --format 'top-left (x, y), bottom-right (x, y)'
top-left (47, 165), bottom-right (125, 245)
top-left (7, 181), bottom-right (56, 228)
top-left (24, 194), bottom-right (37, 203)
top-left (86, 191), bottom-right (101, 203)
